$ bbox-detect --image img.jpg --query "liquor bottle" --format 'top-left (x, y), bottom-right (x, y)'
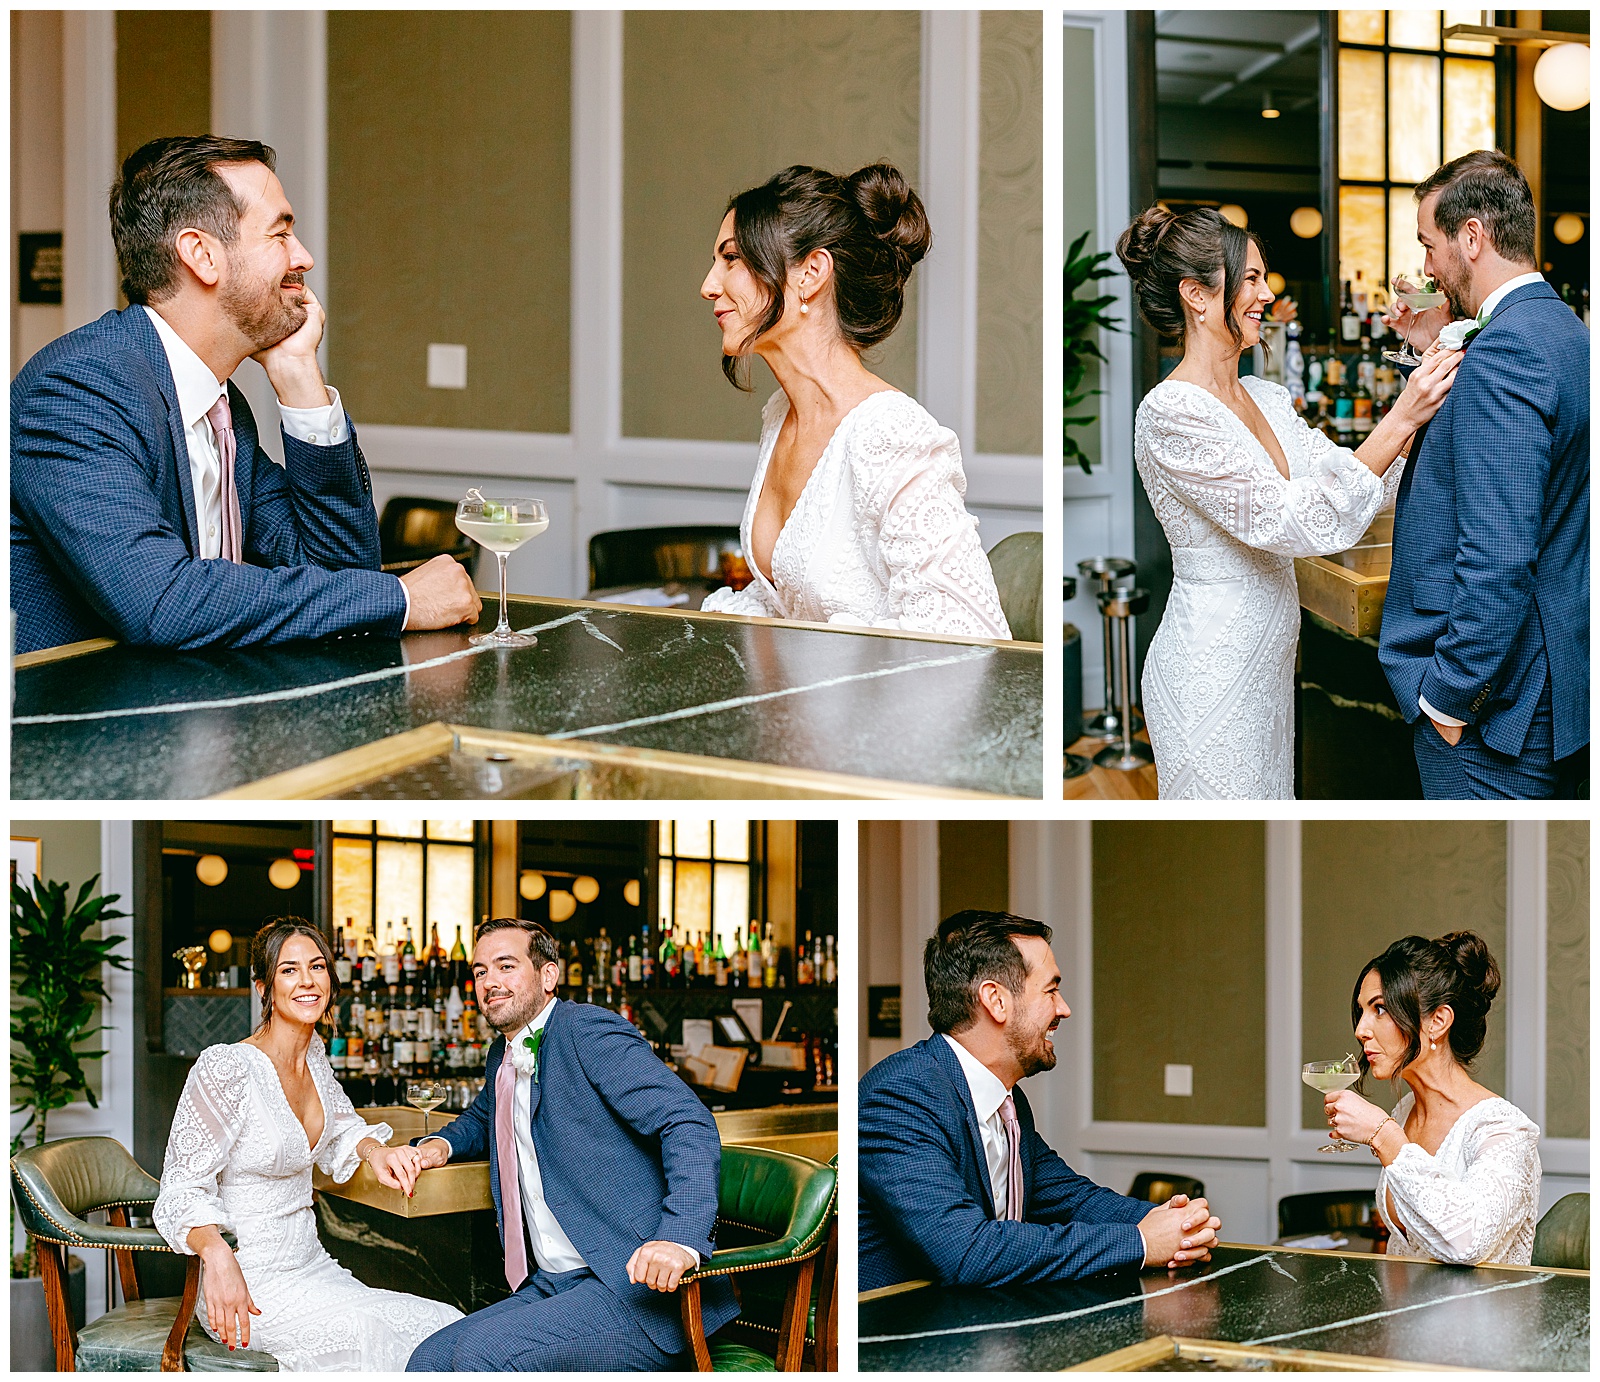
top-left (1368, 278), bottom-right (1388, 345)
top-left (1303, 335), bottom-right (1325, 422)
top-left (798, 932), bottom-right (814, 986)
top-left (402, 984), bottom-right (420, 1045)
top-left (364, 986), bottom-right (385, 1041)
top-left (1284, 321), bottom-right (1306, 412)
top-left (450, 924), bottom-right (468, 964)
top-left (1328, 352), bottom-right (1354, 441)
top-left (328, 1014), bottom-right (348, 1071)
top-left (461, 980), bottom-right (478, 1042)
top-left (349, 978), bottom-right (367, 1035)
top-left (361, 934), bottom-right (378, 986)
top-left (713, 933), bottom-right (729, 987)
top-left (428, 923), bottom-right (444, 964)
top-left (382, 923), bottom-right (401, 985)
top-left (762, 932), bottom-right (777, 990)
top-left (1352, 269), bottom-right (1368, 320)
top-left (1339, 278), bottom-right (1360, 345)
top-left (611, 938), bottom-right (627, 989)
top-left (446, 981), bottom-right (464, 1036)
top-left (695, 932), bottom-right (708, 986)
top-left (387, 984), bottom-right (404, 1036)
top-left (729, 927), bottom-right (744, 988)
top-left (334, 924), bottom-right (353, 985)
top-left (346, 1010), bottom-right (365, 1075)
top-left (746, 921), bottom-right (763, 988)
top-left (1352, 335), bottom-right (1375, 436)
top-left (594, 928), bottom-right (611, 987)
top-left (823, 934), bottom-right (837, 986)
top-left (627, 931), bottom-right (642, 985)
top-left (567, 940), bottom-right (584, 989)
top-left (661, 930), bottom-right (679, 988)
top-left (401, 919), bottom-right (418, 980)
top-left (640, 925), bottom-right (655, 987)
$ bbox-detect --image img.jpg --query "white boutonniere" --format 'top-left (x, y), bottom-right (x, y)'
top-left (508, 1030), bottom-right (542, 1079)
top-left (1435, 303), bottom-right (1492, 351)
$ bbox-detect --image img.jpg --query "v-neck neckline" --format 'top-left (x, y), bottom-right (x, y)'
top-left (1161, 377), bottom-right (1292, 480)
top-left (238, 1041), bottom-right (326, 1157)
top-left (749, 388), bottom-right (901, 588)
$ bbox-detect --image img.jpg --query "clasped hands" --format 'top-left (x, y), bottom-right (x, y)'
top-left (1139, 1193), bottom-right (1221, 1269)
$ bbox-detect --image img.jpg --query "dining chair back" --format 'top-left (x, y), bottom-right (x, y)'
top-left (588, 525), bottom-right (742, 592)
top-left (987, 532), bottom-right (1043, 641)
top-left (377, 496), bottom-right (479, 577)
top-left (1532, 1193), bottom-right (1589, 1270)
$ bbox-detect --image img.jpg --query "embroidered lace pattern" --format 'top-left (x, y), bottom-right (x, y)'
top-left (1377, 1092), bottom-right (1542, 1266)
top-left (702, 390), bottom-right (1011, 638)
top-left (153, 1041), bottom-right (462, 1370)
top-left (1134, 376), bottom-right (1403, 799)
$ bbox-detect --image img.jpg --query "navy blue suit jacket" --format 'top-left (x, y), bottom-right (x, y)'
top-left (424, 1001), bottom-right (737, 1353)
top-left (10, 305), bottom-right (407, 653)
top-left (859, 1035), bottom-right (1148, 1293)
top-left (1380, 281), bottom-right (1589, 760)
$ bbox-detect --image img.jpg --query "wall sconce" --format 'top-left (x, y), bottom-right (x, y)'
top-left (1534, 43), bottom-right (1590, 111)
top-left (195, 854), bottom-right (228, 887)
top-left (1218, 204), bottom-right (1248, 229)
top-left (548, 890), bottom-right (576, 923)
top-left (1289, 206), bottom-right (1323, 239)
top-left (572, 875), bottom-right (600, 904)
top-left (623, 879), bottom-right (641, 907)
top-left (267, 858), bottom-right (301, 890)
top-left (520, 870), bottom-right (547, 901)
top-left (1552, 213), bottom-right (1585, 245)
top-left (208, 929), bottom-right (234, 954)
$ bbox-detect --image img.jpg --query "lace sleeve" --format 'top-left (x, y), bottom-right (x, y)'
top-left (845, 397), bottom-right (1011, 638)
top-left (153, 1045), bottom-right (251, 1254)
top-left (702, 583), bottom-right (779, 617)
top-left (1276, 379), bottom-right (1407, 515)
top-left (312, 1042), bottom-right (391, 1183)
top-left (1383, 1123), bottom-right (1542, 1265)
top-left (1142, 383), bottom-right (1385, 557)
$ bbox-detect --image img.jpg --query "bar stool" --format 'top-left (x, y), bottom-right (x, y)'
top-left (1076, 557), bottom-right (1137, 738)
top-left (1062, 577), bottom-right (1091, 779)
top-left (1094, 583), bottom-right (1155, 772)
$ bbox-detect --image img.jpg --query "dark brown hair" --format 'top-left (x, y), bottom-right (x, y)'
top-left (251, 917), bottom-right (337, 1031)
top-left (110, 134), bottom-right (277, 306)
top-left (1351, 931), bottom-right (1502, 1083)
top-left (1414, 149), bottom-right (1537, 266)
top-left (924, 910), bottom-right (1054, 1035)
top-left (474, 916), bottom-right (561, 968)
top-left (721, 162), bottom-right (931, 389)
top-left (1116, 204), bottom-right (1265, 349)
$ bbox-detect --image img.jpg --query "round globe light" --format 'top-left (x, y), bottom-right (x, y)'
top-left (547, 889), bottom-right (576, 923)
top-left (1289, 206), bottom-right (1324, 239)
top-left (208, 928), bottom-right (234, 954)
top-left (1552, 212), bottom-right (1585, 245)
top-left (1267, 271), bottom-right (1287, 296)
top-left (1218, 204), bottom-right (1249, 229)
top-left (195, 854), bottom-right (228, 887)
top-left (1533, 43), bottom-right (1590, 112)
top-left (519, 870), bottom-right (547, 901)
top-left (268, 858), bottom-right (301, 890)
top-left (623, 878), bottom-right (641, 908)
top-left (572, 875), bottom-right (600, 904)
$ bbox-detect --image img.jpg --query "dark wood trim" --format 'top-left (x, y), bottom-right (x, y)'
top-left (775, 1256), bottom-right (816, 1370)
top-left (679, 1277), bottom-right (713, 1370)
top-left (106, 1206), bottom-right (144, 1303)
top-left (814, 1214), bottom-right (839, 1372)
top-left (37, 1239), bottom-right (78, 1370)
top-left (132, 821), bottom-right (166, 1057)
top-left (163, 1255), bottom-right (202, 1370)
top-left (1321, 11), bottom-right (1338, 326)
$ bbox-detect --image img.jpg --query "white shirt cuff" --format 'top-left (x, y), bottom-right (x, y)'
top-left (279, 385), bottom-right (347, 446)
top-left (674, 1243), bottom-right (701, 1270)
top-left (1418, 695), bottom-right (1465, 728)
top-left (397, 575), bottom-right (410, 628)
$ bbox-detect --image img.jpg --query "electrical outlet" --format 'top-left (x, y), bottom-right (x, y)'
top-left (427, 343), bottom-right (468, 389)
top-left (1164, 1063), bottom-right (1193, 1097)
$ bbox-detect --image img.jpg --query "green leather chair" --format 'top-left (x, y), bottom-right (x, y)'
top-left (1532, 1193), bottom-right (1589, 1270)
top-left (987, 532), bottom-right (1043, 642)
top-left (679, 1146), bottom-right (837, 1372)
top-left (735, 1153), bottom-right (838, 1371)
top-left (11, 1136), bottom-right (277, 1372)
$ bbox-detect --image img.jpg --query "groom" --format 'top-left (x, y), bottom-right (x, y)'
top-left (404, 918), bottom-right (736, 1369)
top-left (1381, 149), bottom-right (1589, 798)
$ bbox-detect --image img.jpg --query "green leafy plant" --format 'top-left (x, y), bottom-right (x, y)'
top-left (1064, 230), bottom-right (1122, 475)
top-left (10, 875), bottom-right (130, 1276)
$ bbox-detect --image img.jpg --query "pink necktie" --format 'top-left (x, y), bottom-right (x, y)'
top-left (999, 1095), bottom-right (1023, 1221)
top-left (205, 393), bottom-right (244, 562)
top-left (494, 1053), bottom-right (529, 1290)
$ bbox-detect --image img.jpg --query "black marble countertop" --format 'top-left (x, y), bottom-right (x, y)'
top-left (858, 1244), bottom-right (1589, 1371)
top-left (11, 597), bottom-right (1041, 799)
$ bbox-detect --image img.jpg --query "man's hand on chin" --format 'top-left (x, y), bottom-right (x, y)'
top-left (253, 282), bottom-right (331, 408)
top-left (625, 1241), bottom-right (696, 1293)
top-left (1430, 717), bottom-right (1464, 746)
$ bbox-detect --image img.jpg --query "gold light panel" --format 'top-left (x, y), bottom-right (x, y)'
top-left (1338, 49), bottom-right (1387, 181)
top-left (1340, 186), bottom-right (1388, 299)
top-left (1389, 52), bottom-right (1442, 182)
top-left (1388, 9), bottom-right (1440, 51)
top-left (1339, 11), bottom-right (1386, 45)
top-left (1444, 58), bottom-right (1497, 162)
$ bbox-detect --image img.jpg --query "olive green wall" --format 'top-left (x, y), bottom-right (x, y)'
top-left (1300, 821), bottom-right (1508, 1129)
top-left (621, 10), bottom-right (921, 442)
top-left (975, 10), bottom-right (1043, 457)
top-left (1092, 822), bottom-right (1267, 1126)
top-left (116, 11), bottom-right (209, 163)
top-left (1061, 23), bottom-right (1099, 467)
top-left (12, 821), bottom-right (109, 1105)
top-left (327, 11), bottom-right (571, 433)
top-left (1546, 821), bottom-right (1589, 1139)
top-left (938, 820), bottom-right (1010, 918)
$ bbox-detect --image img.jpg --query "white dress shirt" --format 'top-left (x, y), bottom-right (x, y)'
top-left (942, 1033), bottom-right (1013, 1218)
top-left (1415, 270), bottom-right (1547, 730)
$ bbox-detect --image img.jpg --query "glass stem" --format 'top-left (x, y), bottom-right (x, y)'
top-left (496, 552), bottom-right (511, 636)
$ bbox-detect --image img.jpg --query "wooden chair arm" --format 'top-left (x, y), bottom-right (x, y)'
top-left (162, 1255), bottom-right (203, 1371)
top-left (679, 1276), bottom-right (714, 1371)
top-left (37, 1239), bottom-right (78, 1371)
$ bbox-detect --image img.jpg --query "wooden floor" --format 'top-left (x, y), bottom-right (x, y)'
top-left (1063, 719), bottom-right (1159, 799)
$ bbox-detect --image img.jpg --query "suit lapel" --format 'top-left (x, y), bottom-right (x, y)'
top-left (124, 306), bottom-right (201, 552)
top-left (928, 1036), bottom-right (999, 1219)
top-left (226, 379), bottom-right (254, 549)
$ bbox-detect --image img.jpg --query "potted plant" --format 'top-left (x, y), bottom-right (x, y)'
top-left (10, 874), bottom-right (130, 1370)
top-left (1064, 230), bottom-right (1121, 475)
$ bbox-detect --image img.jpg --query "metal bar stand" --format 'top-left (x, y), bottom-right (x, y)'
top-left (1062, 576), bottom-right (1091, 779)
top-left (1094, 584), bottom-right (1155, 772)
top-left (1076, 557), bottom-right (1137, 739)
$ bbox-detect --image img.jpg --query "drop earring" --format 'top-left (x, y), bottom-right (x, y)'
top-left (800, 296), bottom-right (809, 315)
top-left (1198, 311), bottom-right (1206, 323)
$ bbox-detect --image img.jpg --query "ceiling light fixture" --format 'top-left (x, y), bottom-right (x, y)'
top-left (1289, 206), bottom-right (1324, 239)
top-left (1261, 90), bottom-right (1281, 118)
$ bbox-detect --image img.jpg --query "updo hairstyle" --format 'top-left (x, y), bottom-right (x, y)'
top-left (1115, 205), bottom-right (1265, 349)
top-left (251, 916), bottom-right (338, 1030)
top-left (721, 162), bottom-right (932, 389)
top-left (1351, 931), bottom-right (1502, 1081)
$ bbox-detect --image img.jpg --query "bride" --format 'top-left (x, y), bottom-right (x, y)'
top-left (154, 919), bottom-right (461, 1369)
top-left (698, 162), bottom-right (1010, 639)
top-left (1114, 205), bottom-right (1462, 798)
top-left (1324, 932), bottom-right (1541, 1265)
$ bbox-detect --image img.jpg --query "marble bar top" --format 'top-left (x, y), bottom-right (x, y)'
top-left (11, 596), bottom-right (1041, 799)
top-left (858, 1243), bottom-right (1589, 1372)
top-left (313, 1102), bottom-right (837, 1218)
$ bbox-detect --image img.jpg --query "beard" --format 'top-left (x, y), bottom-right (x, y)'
top-left (221, 263), bottom-right (307, 350)
top-left (1007, 1013), bottom-right (1059, 1079)
top-left (1431, 250), bottom-right (1473, 320)
top-left (482, 985), bottom-right (549, 1036)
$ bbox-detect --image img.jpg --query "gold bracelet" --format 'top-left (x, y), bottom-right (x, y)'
top-left (1368, 1115), bottom-right (1395, 1149)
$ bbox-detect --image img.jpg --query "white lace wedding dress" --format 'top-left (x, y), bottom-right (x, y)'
top-left (154, 1041), bottom-right (463, 1370)
top-left (1377, 1091), bottom-right (1542, 1265)
top-left (1134, 376), bottom-right (1404, 799)
top-left (702, 390), bottom-right (1011, 638)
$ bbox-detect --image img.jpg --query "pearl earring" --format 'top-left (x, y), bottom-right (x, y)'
top-left (800, 297), bottom-right (808, 315)
top-left (1430, 1039), bottom-right (1438, 1050)
top-left (1198, 312), bottom-right (1206, 323)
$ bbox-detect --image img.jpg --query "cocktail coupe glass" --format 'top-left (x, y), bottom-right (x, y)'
top-left (1382, 275), bottom-right (1449, 367)
top-left (455, 491), bottom-right (549, 648)
top-left (1302, 1058), bottom-right (1364, 1153)
top-left (405, 1079), bottom-right (446, 1138)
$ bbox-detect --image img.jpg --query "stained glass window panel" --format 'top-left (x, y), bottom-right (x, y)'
top-left (332, 838), bottom-right (373, 948)
top-left (425, 844), bottom-right (474, 941)
top-left (676, 820), bottom-right (712, 859)
top-left (1339, 49), bottom-right (1387, 180)
top-left (378, 820), bottom-right (424, 839)
top-left (1389, 52), bottom-right (1442, 182)
top-left (658, 821), bottom-right (673, 856)
top-left (427, 820), bottom-right (475, 842)
top-left (676, 859), bottom-right (713, 936)
top-left (658, 860), bottom-right (675, 928)
top-left (712, 862), bottom-right (749, 951)
top-left (1339, 11), bottom-right (1386, 45)
top-left (713, 820), bottom-right (750, 861)
top-left (1443, 9), bottom-right (1496, 55)
top-left (1388, 10), bottom-right (1440, 51)
top-left (1340, 186), bottom-right (1388, 296)
top-left (333, 820), bottom-right (373, 835)
top-left (1443, 58), bottom-right (1497, 162)
top-left (376, 839), bottom-right (424, 939)
top-left (1388, 187), bottom-right (1425, 286)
